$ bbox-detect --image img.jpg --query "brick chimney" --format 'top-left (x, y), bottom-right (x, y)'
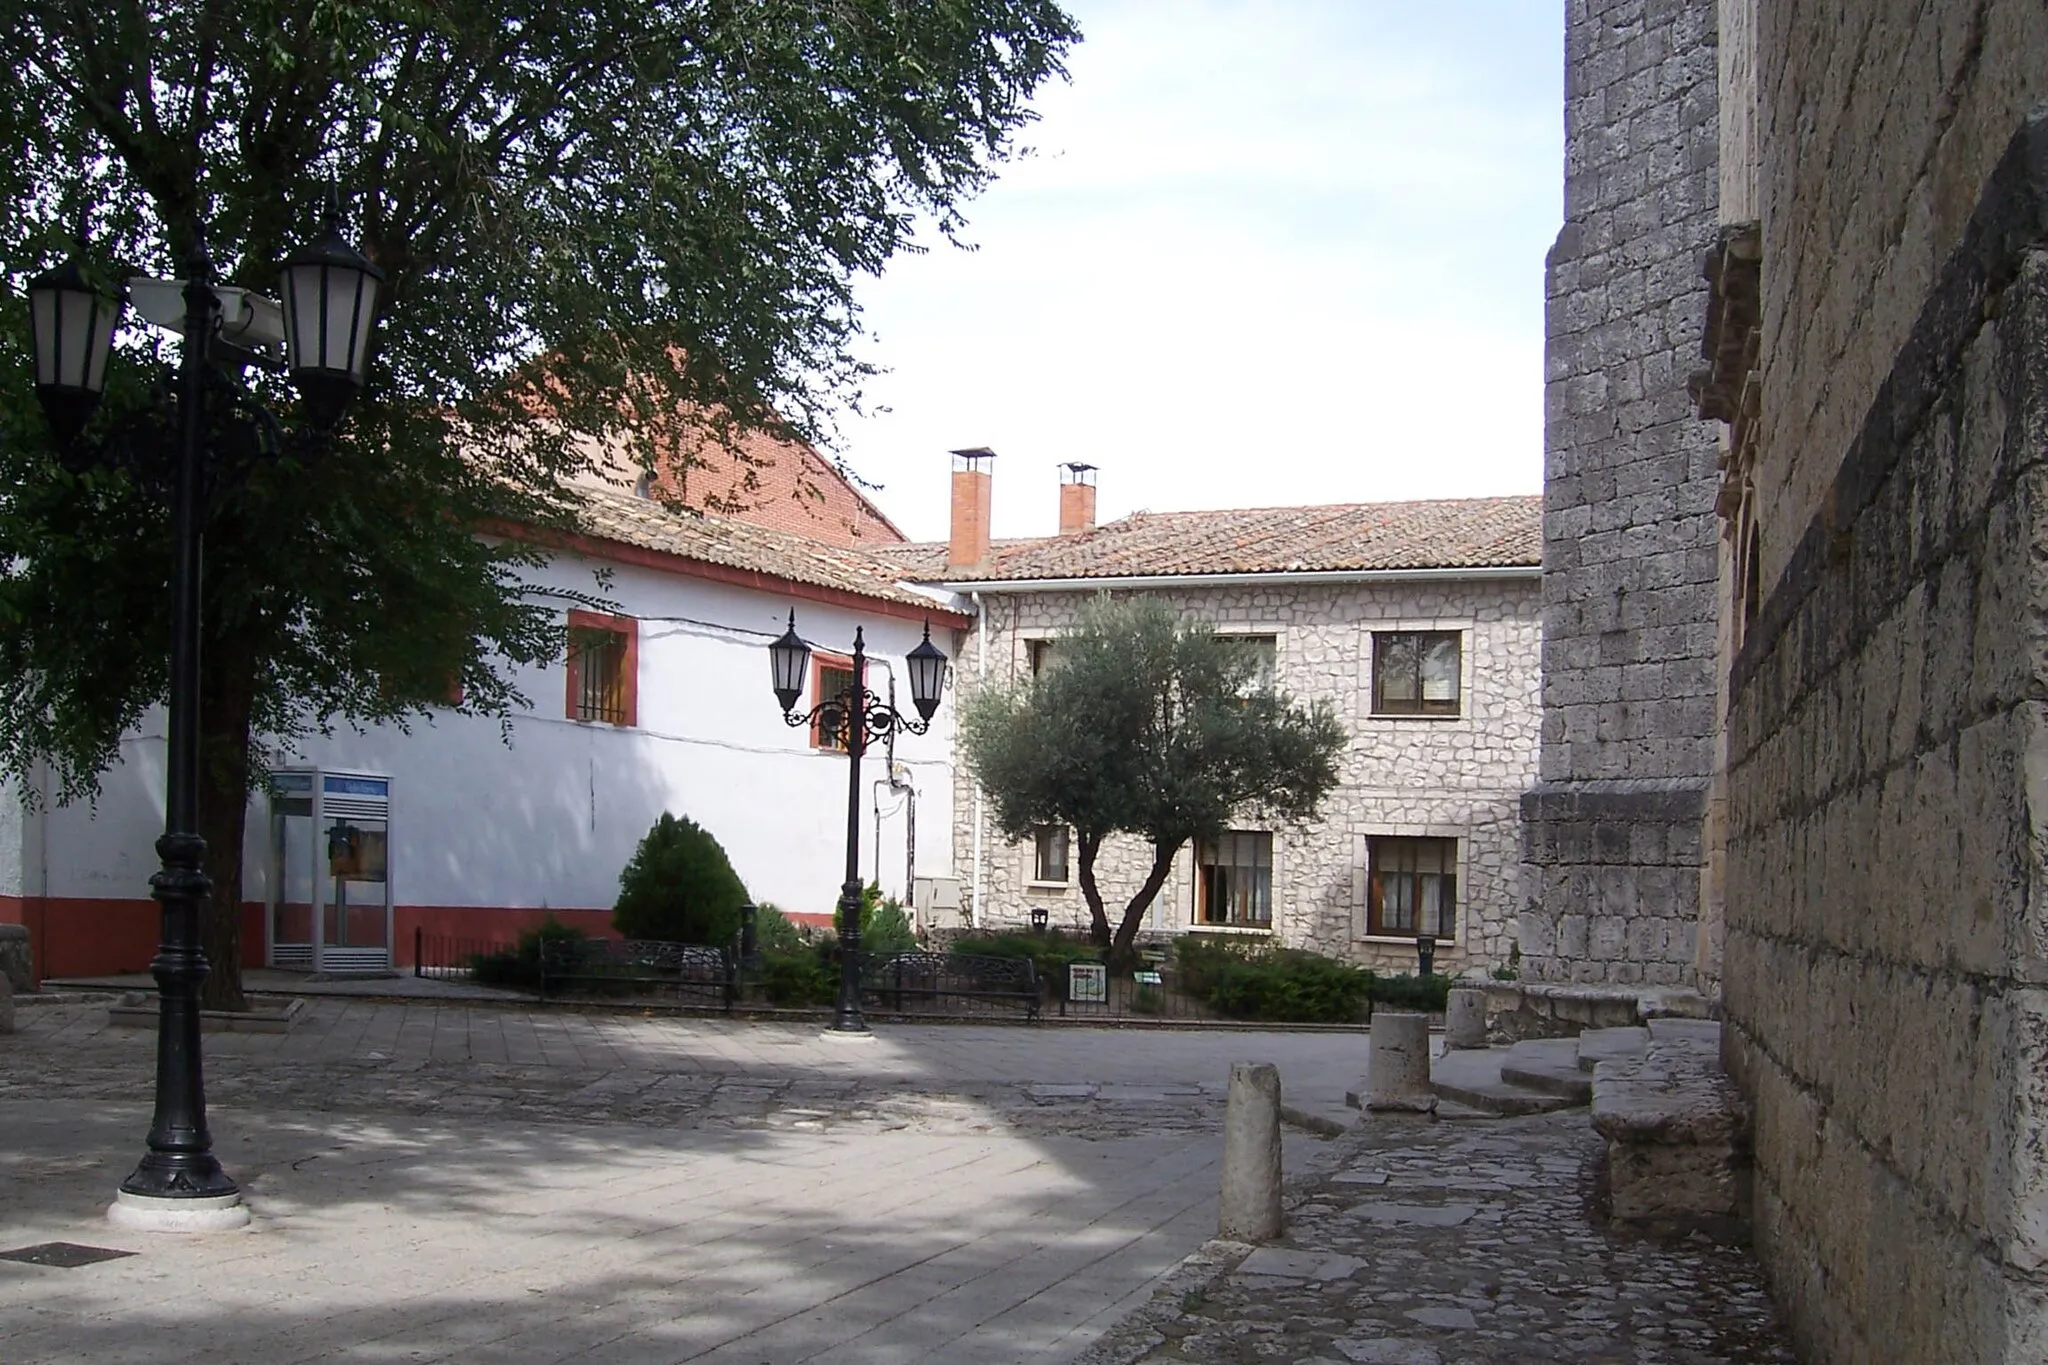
top-left (1058, 462), bottom-right (1098, 535)
top-left (947, 447), bottom-right (995, 568)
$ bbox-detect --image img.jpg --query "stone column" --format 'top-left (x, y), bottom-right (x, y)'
top-left (1367, 1012), bottom-right (1437, 1112)
top-left (1445, 987), bottom-right (1488, 1049)
top-left (1218, 1061), bottom-right (1283, 1242)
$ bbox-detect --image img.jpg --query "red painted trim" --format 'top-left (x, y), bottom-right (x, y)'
top-left (565, 608), bottom-right (639, 726)
top-left (21, 898), bottom-right (268, 980)
top-left (809, 650), bottom-right (858, 750)
top-left (493, 520), bottom-right (972, 630)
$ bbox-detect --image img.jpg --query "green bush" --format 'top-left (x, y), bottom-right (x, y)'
top-left (1171, 937), bottom-right (1371, 1024)
top-left (950, 930), bottom-right (1099, 996)
top-left (612, 813), bottom-right (750, 947)
top-left (757, 947), bottom-right (836, 1007)
top-left (753, 902), bottom-right (811, 955)
top-left (469, 916), bottom-right (588, 991)
top-left (1367, 971), bottom-right (1451, 1013)
top-left (860, 896), bottom-right (917, 961)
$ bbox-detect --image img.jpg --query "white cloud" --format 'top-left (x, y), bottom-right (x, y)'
top-left (831, 0), bottom-right (1563, 541)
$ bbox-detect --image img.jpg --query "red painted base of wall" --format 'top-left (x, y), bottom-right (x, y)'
top-left (4, 898), bottom-right (632, 980)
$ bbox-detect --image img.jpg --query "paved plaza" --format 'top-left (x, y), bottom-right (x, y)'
top-left (0, 992), bottom-right (1796, 1362)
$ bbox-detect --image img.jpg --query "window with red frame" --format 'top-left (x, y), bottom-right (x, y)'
top-left (565, 610), bottom-right (638, 726)
top-left (810, 653), bottom-right (860, 751)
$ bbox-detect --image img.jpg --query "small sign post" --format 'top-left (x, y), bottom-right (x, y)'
top-left (1068, 962), bottom-right (1108, 1003)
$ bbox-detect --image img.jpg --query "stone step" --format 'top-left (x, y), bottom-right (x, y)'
top-left (1576, 1026), bottom-right (1651, 1074)
top-left (1590, 1020), bottom-right (1750, 1234)
top-left (1498, 1037), bottom-right (1593, 1103)
top-left (1425, 1046), bottom-right (1578, 1117)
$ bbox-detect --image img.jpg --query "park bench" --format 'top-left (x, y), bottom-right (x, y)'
top-left (538, 937), bottom-right (736, 1010)
top-left (862, 951), bottom-right (1040, 1020)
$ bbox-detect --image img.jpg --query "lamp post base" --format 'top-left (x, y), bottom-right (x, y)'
top-left (106, 1189), bottom-right (251, 1233)
top-left (818, 1026), bottom-right (877, 1043)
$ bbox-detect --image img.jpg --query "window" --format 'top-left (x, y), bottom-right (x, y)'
top-left (1372, 630), bottom-right (1461, 715)
top-left (1032, 825), bottom-right (1070, 884)
top-left (1195, 831), bottom-right (1273, 927)
top-left (1027, 638), bottom-right (1063, 676)
top-left (1369, 836), bottom-right (1457, 938)
top-left (1220, 634), bottom-right (1278, 691)
top-left (811, 654), bottom-right (859, 751)
top-left (565, 610), bottom-right (637, 726)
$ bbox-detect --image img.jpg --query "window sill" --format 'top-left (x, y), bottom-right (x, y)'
top-left (1023, 881), bottom-right (1071, 892)
top-left (1366, 711), bottom-right (1465, 722)
top-left (1360, 934), bottom-right (1458, 947)
top-left (1186, 924), bottom-right (1274, 936)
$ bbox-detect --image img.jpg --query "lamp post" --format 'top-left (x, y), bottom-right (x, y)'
top-left (24, 200), bottom-right (382, 1231)
top-left (769, 612), bottom-right (946, 1034)
top-left (1416, 932), bottom-right (1437, 979)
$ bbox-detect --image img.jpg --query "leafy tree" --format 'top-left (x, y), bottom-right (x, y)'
top-left (0, 2), bottom-right (1078, 1006)
top-left (960, 597), bottom-right (1347, 962)
top-left (613, 812), bottom-right (749, 947)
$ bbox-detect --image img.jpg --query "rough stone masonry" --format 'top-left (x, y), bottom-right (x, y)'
top-left (1520, 0), bottom-right (1724, 988)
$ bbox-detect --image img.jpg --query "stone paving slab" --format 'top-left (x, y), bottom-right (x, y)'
top-left (1077, 1110), bottom-right (1795, 1365)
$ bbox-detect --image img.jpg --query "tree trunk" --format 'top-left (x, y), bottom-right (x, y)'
top-left (1110, 840), bottom-right (1182, 972)
top-left (195, 622), bottom-right (258, 1012)
top-left (1075, 830), bottom-right (1112, 946)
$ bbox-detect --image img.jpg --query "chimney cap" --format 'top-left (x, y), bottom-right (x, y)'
top-left (950, 446), bottom-right (996, 470)
top-left (1060, 462), bottom-right (1097, 484)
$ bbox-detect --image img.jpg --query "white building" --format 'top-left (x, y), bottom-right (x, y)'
top-left (0, 484), bottom-right (965, 979)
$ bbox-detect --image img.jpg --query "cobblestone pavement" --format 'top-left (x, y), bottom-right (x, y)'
top-left (1081, 1111), bottom-right (1795, 1365)
top-left (0, 994), bottom-right (1368, 1138)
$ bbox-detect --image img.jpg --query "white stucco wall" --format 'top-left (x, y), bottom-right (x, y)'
top-left (951, 576), bottom-right (1541, 974)
top-left (32, 550), bottom-right (958, 927)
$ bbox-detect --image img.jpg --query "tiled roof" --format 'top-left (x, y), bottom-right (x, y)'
top-left (572, 486), bottom-right (942, 613)
top-left (572, 417), bottom-right (906, 548)
top-left (876, 496), bottom-right (1544, 583)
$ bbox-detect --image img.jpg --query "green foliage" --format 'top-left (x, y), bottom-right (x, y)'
top-left (1368, 972), bottom-right (1451, 1013)
top-left (757, 948), bottom-right (836, 1008)
top-left (0, 1), bottom-right (1079, 1003)
top-left (612, 813), bottom-right (750, 947)
top-left (1172, 937), bottom-right (1372, 1025)
top-left (469, 916), bottom-right (588, 991)
top-left (960, 597), bottom-right (1346, 951)
top-left (1492, 942), bottom-right (1523, 982)
top-left (752, 903), bottom-right (811, 956)
top-left (862, 892), bottom-right (920, 957)
top-left (949, 930), bottom-right (1097, 997)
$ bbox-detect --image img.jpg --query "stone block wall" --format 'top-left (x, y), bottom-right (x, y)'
top-left (1753, 0), bottom-right (2048, 597)
top-left (952, 576), bottom-right (1540, 975)
top-left (1522, 0), bottom-right (1723, 987)
top-left (1722, 123), bottom-right (2048, 1363)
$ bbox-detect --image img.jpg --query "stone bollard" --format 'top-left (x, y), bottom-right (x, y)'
top-left (1368, 1011), bottom-right (1437, 1112)
top-left (1445, 987), bottom-right (1488, 1050)
top-left (1218, 1061), bottom-right (1284, 1242)
top-left (0, 972), bottom-right (13, 1035)
top-left (0, 923), bottom-right (29, 996)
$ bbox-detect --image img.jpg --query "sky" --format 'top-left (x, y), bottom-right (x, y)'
top-left (829, 1), bottom-right (1565, 544)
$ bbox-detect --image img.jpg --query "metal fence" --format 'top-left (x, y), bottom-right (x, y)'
top-left (412, 930), bottom-right (519, 982)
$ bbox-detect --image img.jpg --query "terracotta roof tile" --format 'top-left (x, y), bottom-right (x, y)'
top-left (877, 496), bottom-right (1543, 582)
top-left (574, 486), bottom-right (941, 612)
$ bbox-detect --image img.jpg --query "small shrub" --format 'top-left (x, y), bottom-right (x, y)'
top-left (1369, 971), bottom-right (1451, 1013)
top-left (950, 930), bottom-right (1099, 996)
top-left (1491, 941), bottom-right (1523, 982)
top-left (613, 813), bottom-right (749, 947)
top-left (469, 916), bottom-right (588, 991)
top-left (861, 884), bottom-right (919, 956)
top-left (1132, 984), bottom-right (1164, 1016)
top-left (753, 902), bottom-right (811, 955)
top-left (757, 947), bottom-right (836, 1007)
top-left (1172, 937), bottom-right (1371, 1024)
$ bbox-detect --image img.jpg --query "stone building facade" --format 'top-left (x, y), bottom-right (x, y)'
top-left (1704, 3), bottom-right (2048, 1360)
top-left (1520, 0), bottom-right (1726, 990)
top-left (886, 474), bottom-right (1542, 976)
top-left (1554, 0), bottom-right (2048, 1357)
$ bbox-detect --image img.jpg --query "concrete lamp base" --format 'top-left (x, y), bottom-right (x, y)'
top-left (818, 1028), bottom-right (877, 1045)
top-left (107, 1190), bottom-right (251, 1234)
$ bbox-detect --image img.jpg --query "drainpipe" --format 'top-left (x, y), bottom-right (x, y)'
top-left (970, 591), bottom-right (986, 929)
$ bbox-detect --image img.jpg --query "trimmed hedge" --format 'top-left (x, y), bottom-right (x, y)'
top-left (948, 930), bottom-right (1099, 997)
top-left (469, 916), bottom-right (588, 991)
top-left (1173, 938), bottom-right (1371, 1024)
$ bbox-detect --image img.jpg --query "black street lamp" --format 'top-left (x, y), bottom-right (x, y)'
top-left (24, 204), bottom-right (382, 1230)
top-left (769, 612), bottom-right (945, 1033)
